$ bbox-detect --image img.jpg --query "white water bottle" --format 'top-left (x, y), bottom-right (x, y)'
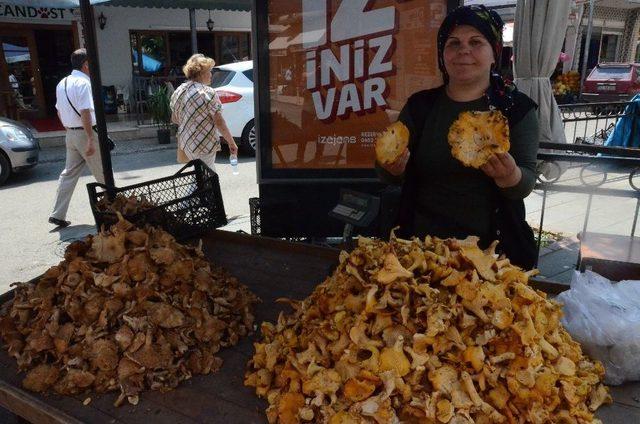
top-left (230, 153), bottom-right (239, 175)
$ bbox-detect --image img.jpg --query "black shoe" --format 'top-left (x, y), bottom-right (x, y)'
top-left (49, 217), bottom-right (71, 228)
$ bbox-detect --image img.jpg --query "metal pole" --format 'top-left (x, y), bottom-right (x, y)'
top-left (579, 0), bottom-right (596, 97)
top-left (79, 0), bottom-right (115, 190)
top-left (535, 188), bottom-right (548, 268)
top-left (189, 8), bottom-right (198, 54)
top-left (597, 20), bottom-right (605, 62)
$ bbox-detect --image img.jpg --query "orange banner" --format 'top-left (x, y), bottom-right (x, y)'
top-left (268, 0), bottom-right (446, 169)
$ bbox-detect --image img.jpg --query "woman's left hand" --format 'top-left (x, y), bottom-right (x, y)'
top-left (481, 153), bottom-right (522, 188)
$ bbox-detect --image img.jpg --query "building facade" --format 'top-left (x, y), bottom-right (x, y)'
top-left (466, 0), bottom-right (640, 74)
top-left (0, 2), bottom-right (250, 124)
top-left (570, 2), bottom-right (640, 73)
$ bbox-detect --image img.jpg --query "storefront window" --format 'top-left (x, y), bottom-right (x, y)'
top-left (239, 34), bottom-right (250, 61)
top-left (168, 32), bottom-right (191, 75)
top-left (130, 32), bottom-right (139, 74)
top-left (214, 32), bottom-right (250, 64)
top-left (218, 35), bottom-right (239, 64)
top-left (130, 32), bottom-right (167, 75)
top-left (140, 34), bottom-right (166, 74)
top-left (1, 36), bottom-right (37, 112)
top-left (599, 34), bottom-right (619, 63)
top-left (197, 33), bottom-right (216, 63)
top-left (131, 31), bottom-right (250, 76)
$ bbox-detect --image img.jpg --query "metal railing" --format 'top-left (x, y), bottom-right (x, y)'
top-left (532, 99), bottom-right (639, 272)
top-left (559, 100), bottom-right (634, 146)
top-left (533, 141), bottom-right (640, 269)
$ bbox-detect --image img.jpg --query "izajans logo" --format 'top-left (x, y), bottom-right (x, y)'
top-left (302, 0), bottom-right (397, 122)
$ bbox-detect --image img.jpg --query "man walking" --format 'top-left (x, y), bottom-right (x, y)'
top-left (49, 48), bottom-right (104, 228)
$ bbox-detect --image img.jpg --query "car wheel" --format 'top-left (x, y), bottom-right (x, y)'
top-left (0, 152), bottom-right (11, 186)
top-left (240, 119), bottom-right (256, 156)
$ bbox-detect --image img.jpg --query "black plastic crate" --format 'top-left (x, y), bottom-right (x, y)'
top-left (87, 160), bottom-right (227, 240)
top-left (249, 197), bottom-right (261, 236)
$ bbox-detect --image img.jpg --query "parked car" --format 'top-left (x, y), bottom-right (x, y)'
top-left (0, 117), bottom-right (39, 186)
top-left (211, 60), bottom-right (255, 155)
top-left (583, 63), bottom-right (640, 102)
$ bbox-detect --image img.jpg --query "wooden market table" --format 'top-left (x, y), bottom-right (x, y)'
top-left (579, 232), bottom-right (640, 281)
top-left (1, 230), bottom-right (639, 423)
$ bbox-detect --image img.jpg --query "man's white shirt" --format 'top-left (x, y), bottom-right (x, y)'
top-left (56, 70), bottom-right (96, 128)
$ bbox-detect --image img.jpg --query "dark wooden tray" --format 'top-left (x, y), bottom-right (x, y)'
top-left (0, 230), bottom-right (638, 423)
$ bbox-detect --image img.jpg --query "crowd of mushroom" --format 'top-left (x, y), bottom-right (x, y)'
top-left (0, 216), bottom-right (258, 406)
top-left (245, 234), bottom-right (610, 423)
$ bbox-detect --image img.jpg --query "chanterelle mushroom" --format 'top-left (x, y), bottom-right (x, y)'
top-left (245, 234), bottom-right (610, 424)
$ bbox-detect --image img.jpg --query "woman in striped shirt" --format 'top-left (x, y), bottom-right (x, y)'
top-left (170, 54), bottom-right (238, 170)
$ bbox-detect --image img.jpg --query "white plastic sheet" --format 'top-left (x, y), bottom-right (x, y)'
top-left (558, 271), bottom-right (640, 385)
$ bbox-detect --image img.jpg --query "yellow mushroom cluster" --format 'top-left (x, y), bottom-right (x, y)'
top-left (245, 235), bottom-right (611, 423)
top-left (0, 216), bottom-right (258, 406)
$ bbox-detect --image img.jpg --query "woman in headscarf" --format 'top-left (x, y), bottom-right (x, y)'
top-left (170, 54), bottom-right (238, 170)
top-left (378, 5), bottom-right (540, 268)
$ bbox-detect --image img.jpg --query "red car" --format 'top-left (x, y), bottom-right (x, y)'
top-left (583, 63), bottom-right (640, 102)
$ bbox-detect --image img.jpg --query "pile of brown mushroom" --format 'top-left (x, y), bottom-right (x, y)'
top-left (0, 216), bottom-right (258, 406)
top-left (245, 235), bottom-right (611, 423)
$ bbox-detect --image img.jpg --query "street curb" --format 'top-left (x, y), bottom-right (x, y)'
top-left (39, 144), bottom-right (176, 164)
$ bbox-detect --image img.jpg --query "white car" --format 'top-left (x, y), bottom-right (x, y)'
top-left (211, 60), bottom-right (255, 155)
top-left (0, 117), bottom-right (39, 186)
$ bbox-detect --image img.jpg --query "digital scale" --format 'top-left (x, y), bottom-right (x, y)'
top-left (329, 189), bottom-right (381, 243)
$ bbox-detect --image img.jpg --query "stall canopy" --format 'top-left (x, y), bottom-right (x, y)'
top-left (514, 0), bottom-right (570, 145)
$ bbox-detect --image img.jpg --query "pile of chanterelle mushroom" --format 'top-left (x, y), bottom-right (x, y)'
top-left (0, 215), bottom-right (258, 406)
top-left (245, 234), bottom-right (610, 424)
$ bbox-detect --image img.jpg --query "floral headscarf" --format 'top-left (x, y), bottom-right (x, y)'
top-left (437, 5), bottom-right (515, 114)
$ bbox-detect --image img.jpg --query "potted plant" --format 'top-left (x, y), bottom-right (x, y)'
top-left (148, 85), bottom-right (172, 144)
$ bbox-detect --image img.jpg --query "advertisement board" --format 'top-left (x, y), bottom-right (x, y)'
top-left (256, 0), bottom-right (454, 181)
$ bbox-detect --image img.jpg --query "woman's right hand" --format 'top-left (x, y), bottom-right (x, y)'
top-left (380, 148), bottom-right (410, 176)
top-left (228, 139), bottom-right (239, 156)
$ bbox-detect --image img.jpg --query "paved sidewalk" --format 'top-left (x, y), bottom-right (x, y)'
top-left (535, 236), bottom-right (580, 284)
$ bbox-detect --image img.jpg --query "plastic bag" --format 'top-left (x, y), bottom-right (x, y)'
top-left (557, 271), bottom-right (640, 385)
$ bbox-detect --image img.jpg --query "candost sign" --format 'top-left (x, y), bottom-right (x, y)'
top-left (0, 3), bottom-right (74, 20)
top-left (267, 0), bottom-right (446, 171)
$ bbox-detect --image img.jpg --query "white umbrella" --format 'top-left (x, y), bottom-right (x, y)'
top-left (514, 0), bottom-right (571, 145)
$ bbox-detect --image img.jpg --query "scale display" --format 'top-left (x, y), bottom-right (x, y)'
top-left (329, 189), bottom-right (380, 227)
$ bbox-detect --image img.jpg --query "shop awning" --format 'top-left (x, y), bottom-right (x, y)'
top-left (3, 1), bottom-right (110, 6)
top-left (3, 0), bottom-right (250, 11)
top-left (106, 0), bottom-right (250, 11)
